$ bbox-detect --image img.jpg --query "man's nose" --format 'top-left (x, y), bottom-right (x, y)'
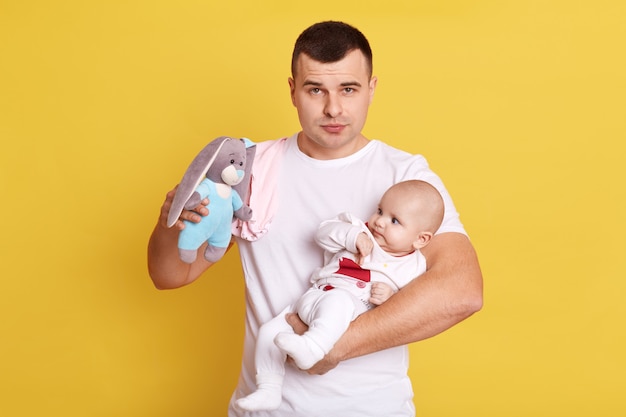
top-left (324, 93), bottom-right (342, 118)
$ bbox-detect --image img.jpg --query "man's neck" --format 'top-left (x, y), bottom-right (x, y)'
top-left (296, 132), bottom-right (369, 160)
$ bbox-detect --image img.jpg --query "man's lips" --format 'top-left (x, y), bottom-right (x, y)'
top-left (321, 124), bottom-right (346, 133)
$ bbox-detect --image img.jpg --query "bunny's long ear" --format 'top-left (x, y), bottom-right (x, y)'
top-left (233, 138), bottom-right (256, 204)
top-left (166, 136), bottom-right (230, 228)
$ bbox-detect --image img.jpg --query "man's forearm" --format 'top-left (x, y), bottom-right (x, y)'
top-left (147, 223), bottom-right (213, 289)
top-left (332, 232), bottom-right (483, 362)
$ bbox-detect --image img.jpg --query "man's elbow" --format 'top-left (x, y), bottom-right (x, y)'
top-left (455, 277), bottom-right (484, 319)
top-left (148, 268), bottom-right (190, 291)
top-left (458, 250), bottom-right (484, 317)
top-left (463, 290), bottom-right (483, 316)
top-left (151, 279), bottom-right (179, 291)
top-left (446, 292), bottom-right (482, 325)
top-left (149, 275), bottom-right (175, 291)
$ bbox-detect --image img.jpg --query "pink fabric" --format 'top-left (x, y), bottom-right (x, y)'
top-left (232, 137), bottom-right (288, 241)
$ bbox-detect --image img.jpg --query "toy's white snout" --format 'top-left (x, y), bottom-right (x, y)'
top-left (221, 165), bottom-right (244, 186)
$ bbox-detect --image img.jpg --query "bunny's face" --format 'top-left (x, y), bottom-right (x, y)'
top-left (205, 139), bottom-right (247, 186)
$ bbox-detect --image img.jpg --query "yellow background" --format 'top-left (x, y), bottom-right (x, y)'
top-left (1, 1), bottom-right (624, 415)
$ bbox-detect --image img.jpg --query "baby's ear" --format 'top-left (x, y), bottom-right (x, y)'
top-left (413, 231), bottom-right (434, 250)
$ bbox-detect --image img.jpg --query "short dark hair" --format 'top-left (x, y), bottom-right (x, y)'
top-left (291, 21), bottom-right (373, 78)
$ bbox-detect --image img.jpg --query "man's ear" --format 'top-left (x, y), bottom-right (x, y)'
top-left (288, 77), bottom-right (296, 106)
top-left (413, 231), bottom-right (434, 250)
top-left (368, 76), bottom-right (378, 104)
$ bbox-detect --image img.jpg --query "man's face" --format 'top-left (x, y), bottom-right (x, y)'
top-left (289, 49), bottom-right (377, 159)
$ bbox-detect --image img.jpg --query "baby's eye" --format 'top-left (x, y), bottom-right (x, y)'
top-left (392, 218), bottom-right (400, 225)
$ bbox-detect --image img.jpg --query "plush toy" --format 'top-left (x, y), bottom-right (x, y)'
top-left (167, 136), bottom-right (255, 263)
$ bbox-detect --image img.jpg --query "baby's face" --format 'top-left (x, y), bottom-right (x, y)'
top-left (367, 189), bottom-right (425, 256)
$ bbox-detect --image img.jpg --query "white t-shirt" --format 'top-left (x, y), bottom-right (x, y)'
top-left (229, 133), bottom-right (466, 417)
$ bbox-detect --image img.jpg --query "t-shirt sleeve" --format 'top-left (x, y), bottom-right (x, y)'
top-left (399, 154), bottom-right (467, 236)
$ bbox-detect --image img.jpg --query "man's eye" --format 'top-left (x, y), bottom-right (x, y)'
top-left (310, 88), bottom-right (321, 94)
top-left (344, 87), bottom-right (354, 94)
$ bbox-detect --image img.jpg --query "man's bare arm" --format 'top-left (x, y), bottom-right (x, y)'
top-left (290, 232), bottom-right (483, 374)
top-left (147, 188), bottom-right (218, 289)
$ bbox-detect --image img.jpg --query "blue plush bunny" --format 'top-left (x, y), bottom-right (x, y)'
top-left (167, 136), bottom-right (255, 263)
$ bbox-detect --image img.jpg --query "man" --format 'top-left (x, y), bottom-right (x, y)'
top-left (148, 21), bottom-right (482, 417)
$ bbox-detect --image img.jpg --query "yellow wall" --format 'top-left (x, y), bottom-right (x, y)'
top-left (1, 1), bottom-right (624, 415)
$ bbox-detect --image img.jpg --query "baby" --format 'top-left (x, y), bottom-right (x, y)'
top-left (237, 180), bottom-right (445, 412)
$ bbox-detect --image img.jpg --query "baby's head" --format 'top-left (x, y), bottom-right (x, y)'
top-left (367, 180), bottom-right (444, 256)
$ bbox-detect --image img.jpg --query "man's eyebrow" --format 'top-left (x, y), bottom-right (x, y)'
top-left (302, 80), bottom-right (363, 87)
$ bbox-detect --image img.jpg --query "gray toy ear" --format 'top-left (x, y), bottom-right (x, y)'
top-left (232, 138), bottom-right (256, 205)
top-left (166, 136), bottom-right (230, 228)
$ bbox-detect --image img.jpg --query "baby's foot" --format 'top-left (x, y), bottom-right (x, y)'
top-left (236, 386), bottom-right (282, 412)
top-left (274, 332), bottom-right (325, 370)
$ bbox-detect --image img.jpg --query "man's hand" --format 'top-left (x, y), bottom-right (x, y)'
top-left (159, 186), bottom-right (209, 230)
top-left (148, 186), bottom-right (214, 290)
top-left (285, 312), bottom-right (308, 335)
top-left (285, 313), bottom-right (340, 375)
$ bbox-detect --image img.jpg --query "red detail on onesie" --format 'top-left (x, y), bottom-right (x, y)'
top-left (334, 257), bottom-right (371, 283)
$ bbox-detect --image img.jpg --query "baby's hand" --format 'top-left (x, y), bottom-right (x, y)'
top-left (354, 232), bottom-right (373, 265)
top-left (369, 282), bottom-right (395, 306)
